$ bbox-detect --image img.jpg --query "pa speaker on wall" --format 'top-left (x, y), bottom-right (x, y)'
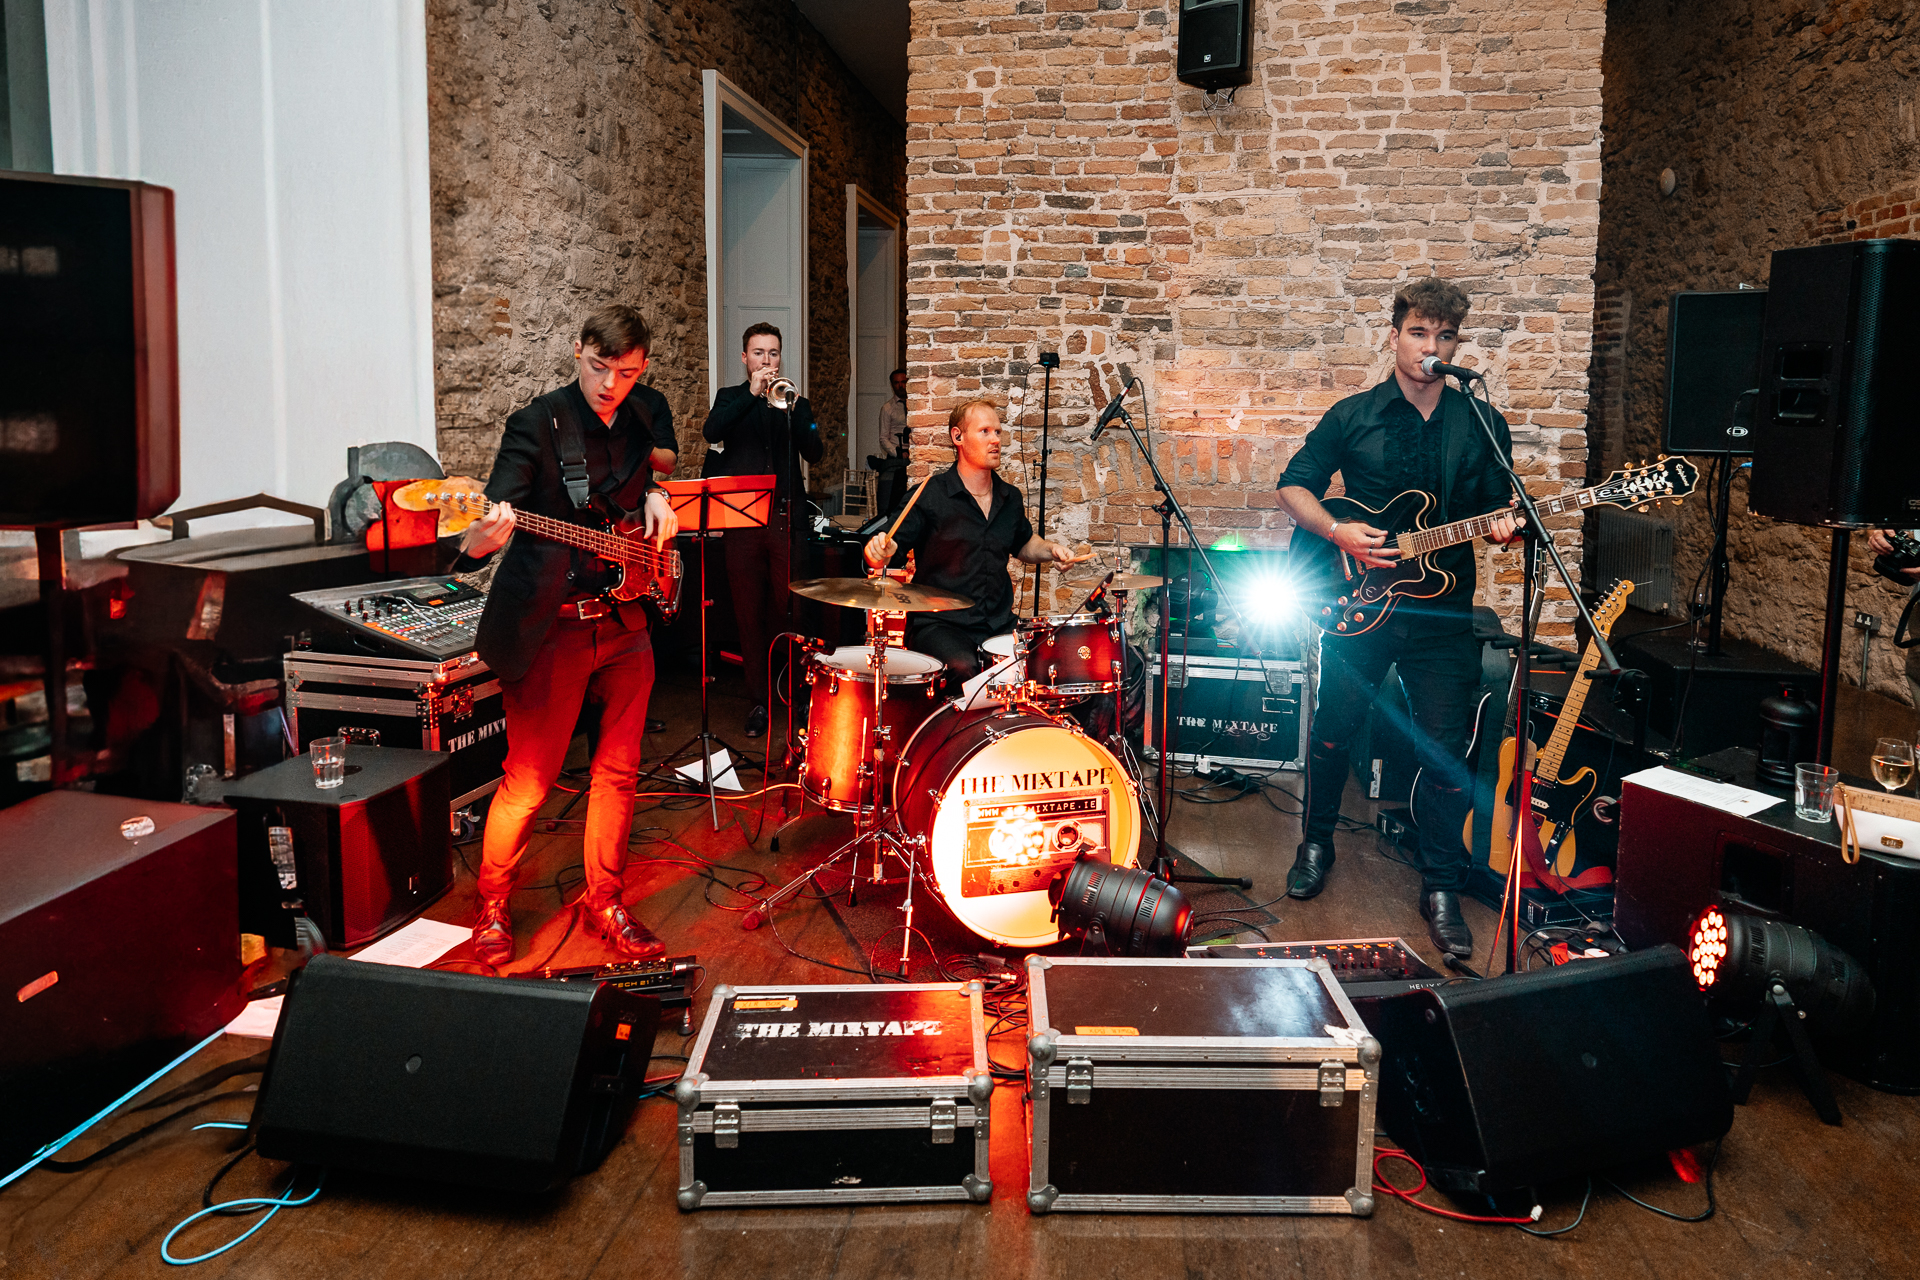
top-left (0, 173), bottom-right (178, 528)
top-left (1664, 289), bottom-right (1765, 456)
top-left (1177, 0), bottom-right (1252, 92)
top-left (1351, 946), bottom-right (1733, 1195)
top-left (1750, 238), bottom-right (1920, 528)
top-left (254, 956), bottom-right (662, 1192)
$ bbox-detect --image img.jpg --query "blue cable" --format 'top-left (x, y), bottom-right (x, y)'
top-left (191, 1123), bottom-right (250, 1132)
top-left (160, 1169), bottom-right (325, 1266)
top-left (0, 1029), bottom-right (226, 1192)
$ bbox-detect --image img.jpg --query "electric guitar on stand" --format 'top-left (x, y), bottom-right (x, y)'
top-left (1469, 578), bottom-right (1636, 888)
top-left (394, 478), bottom-right (684, 619)
top-left (1292, 458), bottom-right (1697, 637)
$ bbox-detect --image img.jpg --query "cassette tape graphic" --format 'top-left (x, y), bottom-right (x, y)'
top-left (960, 788), bottom-right (1111, 898)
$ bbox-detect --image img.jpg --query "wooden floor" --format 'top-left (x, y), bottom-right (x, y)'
top-left (6, 664), bottom-right (1920, 1279)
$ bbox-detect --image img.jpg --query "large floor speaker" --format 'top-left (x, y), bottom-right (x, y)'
top-left (1, 792), bottom-right (243, 1171)
top-left (1352, 947), bottom-right (1732, 1195)
top-left (1664, 290), bottom-right (1765, 455)
top-left (0, 172), bottom-right (177, 527)
top-left (255, 956), bottom-right (662, 1192)
top-left (1750, 238), bottom-right (1920, 527)
top-left (221, 746), bottom-right (453, 949)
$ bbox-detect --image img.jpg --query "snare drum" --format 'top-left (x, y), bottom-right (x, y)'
top-left (1021, 613), bottom-right (1123, 697)
top-left (891, 702), bottom-right (1140, 947)
top-left (980, 632), bottom-right (1022, 686)
top-left (800, 646), bottom-right (943, 813)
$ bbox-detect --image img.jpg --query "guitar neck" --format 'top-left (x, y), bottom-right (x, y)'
top-left (1398, 488), bottom-right (1595, 558)
top-left (1536, 635), bottom-right (1604, 777)
top-left (486, 501), bottom-right (666, 569)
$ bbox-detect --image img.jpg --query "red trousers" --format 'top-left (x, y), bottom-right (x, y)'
top-left (478, 614), bottom-right (654, 904)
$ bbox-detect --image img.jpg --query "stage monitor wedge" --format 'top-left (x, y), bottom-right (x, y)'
top-left (0, 172), bottom-right (178, 529)
top-left (1750, 238), bottom-right (1920, 528)
top-left (1177, 0), bottom-right (1253, 92)
top-left (1664, 289), bottom-right (1765, 456)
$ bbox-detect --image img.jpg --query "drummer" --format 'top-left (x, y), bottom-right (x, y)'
top-left (863, 399), bottom-right (1081, 681)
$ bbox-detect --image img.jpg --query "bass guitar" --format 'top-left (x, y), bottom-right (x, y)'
top-left (394, 478), bottom-right (684, 619)
top-left (1292, 457), bottom-right (1696, 637)
top-left (1468, 578), bottom-right (1634, 885)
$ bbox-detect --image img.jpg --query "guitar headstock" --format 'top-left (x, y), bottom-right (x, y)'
top-left (1593, 577), bottom-right (1635, 636)
top-left (1591, 456), bottom-right (1700, 511)
top-left (391, 477), bottom-right (488, 535)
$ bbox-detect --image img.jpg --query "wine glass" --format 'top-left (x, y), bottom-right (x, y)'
top-left (1871, 737), bottom-right (1914, 792)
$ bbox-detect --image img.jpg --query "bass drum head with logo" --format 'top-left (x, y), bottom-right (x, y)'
top-left (892, 704), bottom-right (1140, 948)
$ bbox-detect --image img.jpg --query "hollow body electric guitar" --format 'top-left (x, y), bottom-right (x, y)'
top-left (1292, 457), bottom-right (1698, 637)
top-left (1468, 578), bottom-right (1635, 886)
top-left (394, 479), bottom-right (684, 620)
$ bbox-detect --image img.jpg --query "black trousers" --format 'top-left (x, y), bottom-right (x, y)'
top-left (1301, 621), bottom-right (1482, 894)
top-left (723, 513), bottom-right (794, 709)
top-left (907, 619), bottom-right (990, 686)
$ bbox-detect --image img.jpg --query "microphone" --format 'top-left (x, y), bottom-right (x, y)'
top-left (1090, 370), bottom-right (1137, 441)
top-left (1420, 356), bottom-right (1483, 381)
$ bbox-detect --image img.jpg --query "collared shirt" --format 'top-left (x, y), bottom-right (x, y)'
top-left (886, 464), bottom-right (1034, 639)
top-left (877, 398), bottom-right (909, 458)
top-left (1278, 375), bottom-right (1513, 634)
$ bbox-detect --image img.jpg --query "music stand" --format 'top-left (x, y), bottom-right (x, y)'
top-left (645, 474), bottom-right (776, 827)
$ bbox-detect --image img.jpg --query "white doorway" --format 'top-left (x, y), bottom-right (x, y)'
top-left (847, 186), bottom-right (900, 464)
top-left (704, 72), bottom-right (808, 408)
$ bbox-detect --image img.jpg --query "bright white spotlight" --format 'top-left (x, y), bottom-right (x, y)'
top-left (1243, 574), bottom-right (1297, 627)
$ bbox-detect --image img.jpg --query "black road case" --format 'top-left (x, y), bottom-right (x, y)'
top-left (1025, 955), bottom-right (1379, 1214)
top-left (676, 982), bottom-right (992, 1209)
top-left (284, 649), bottom-right (505, 809)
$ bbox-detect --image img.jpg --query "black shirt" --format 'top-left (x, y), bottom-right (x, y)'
top-left (626, 384), bottom-right (678, 468)
top-left (703, 381), bottom-right (825, 505)
top-left (1278, 376), bottom-right (1513, 634)
top-left (886, 465), bottom-right (1035, 640)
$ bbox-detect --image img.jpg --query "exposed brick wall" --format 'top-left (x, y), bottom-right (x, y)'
top-left (906, 0), bottom-right (1605, 634)
top-left (1598, 0), bottom-right (1920, 698)
top-left (427, 0), bottom-right (905, 485)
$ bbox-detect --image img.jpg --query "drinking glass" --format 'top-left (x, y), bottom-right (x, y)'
top-left (1872, 737), bottom-right (1914, 793)
top-left (1795, 762), bottom-right (1840, 823)
top-left (310, 737), bottom-right (346, 789)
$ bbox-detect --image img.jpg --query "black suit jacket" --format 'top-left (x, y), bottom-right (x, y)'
top-left (455, 383), bottom-right (657, 682)
top-left (702, 381), bottom-right (824, 505)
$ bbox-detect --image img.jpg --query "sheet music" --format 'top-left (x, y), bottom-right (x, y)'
top-left (1623, 765), bottom-right (1784, 818)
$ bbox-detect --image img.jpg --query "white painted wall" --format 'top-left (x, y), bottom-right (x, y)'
top-left (41, 0), bottom-right (435, 524)
top-left (721, 155), bottom-right (805, 394)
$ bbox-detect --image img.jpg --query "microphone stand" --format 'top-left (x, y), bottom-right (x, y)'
top-left (1451, 374), bottom-right (1630, 973)
top-left (1100, 392), bottom-right (1253, 891)
top-left (1030, 353), bottom-right (1057, 615)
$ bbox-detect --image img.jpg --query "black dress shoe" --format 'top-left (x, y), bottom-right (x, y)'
top-left (744, 704), bottom-right (768, 737)
top-left (473, 896), bottom-right (513, 966)
top-left (1420, 890), bottom-right (1474, 957)
top-left (645, 717), bottom-right (665, 734)
top-left (585, 899), bottom-right (667, 961)
top-left (1286, 841), bottom-right (1336, 899)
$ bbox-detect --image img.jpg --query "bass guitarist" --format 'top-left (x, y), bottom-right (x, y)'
top-left (1275, 279), bottom-right (1522, 957)
top-left (453, 305), bottom-right (679, 966)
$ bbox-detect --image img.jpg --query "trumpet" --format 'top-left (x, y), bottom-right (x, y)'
top-left (766, 377), bottom-right (799, 411)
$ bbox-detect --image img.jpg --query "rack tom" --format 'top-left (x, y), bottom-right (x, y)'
top-left (800, 646), bottom-right (943, 813)
top-left (1021, 613), bottom-right (1123, 698)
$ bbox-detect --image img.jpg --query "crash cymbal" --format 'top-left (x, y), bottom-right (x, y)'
top-left (1108, 573), bottom-right (1166, 591)
top-left (789, 576), bottom-right (974, 613)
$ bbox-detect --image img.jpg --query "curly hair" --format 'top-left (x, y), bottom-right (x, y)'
top-left (1391, 278), bottom-right (1471, 330)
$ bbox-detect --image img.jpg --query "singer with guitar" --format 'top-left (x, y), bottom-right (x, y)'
top-left (1276, 279), bottom-right (1522, 957)
top-left (453, 305), bottom-right (680, 966)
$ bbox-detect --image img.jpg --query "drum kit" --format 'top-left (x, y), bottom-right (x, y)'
top-left (753, 570), bottom-right (1166, 958)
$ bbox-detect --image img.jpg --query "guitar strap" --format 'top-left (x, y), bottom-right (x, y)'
top-left (541, 390), bottom-right (593, 511)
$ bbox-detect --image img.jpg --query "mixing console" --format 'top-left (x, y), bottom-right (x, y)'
top-left (292, 577), bottom-right (488, 659)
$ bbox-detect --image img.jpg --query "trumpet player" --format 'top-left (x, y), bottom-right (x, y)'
top-left (704, 322), bottom-right (823, 737)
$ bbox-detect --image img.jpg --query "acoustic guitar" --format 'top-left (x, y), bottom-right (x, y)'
top-left (1291, 457), bottom-right (1696, 637)
top-left (1469, 578), bottom-right (1635, 885)
top-left (394, 478), bottom-right (684, 619)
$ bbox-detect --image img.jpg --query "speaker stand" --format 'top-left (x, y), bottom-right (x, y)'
top-left (1815, 529), bottom-right (1850, 766)
top-left (1729, 981), bottom-right (1842, 1126)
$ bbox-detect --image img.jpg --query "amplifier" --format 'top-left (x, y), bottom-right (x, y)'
top-left (1143, 652), bottom-right (1308, 771)
top-left (1615, 628), bottom-right (1813, 758)
top-left (284, 648), bottom-right (505, 810)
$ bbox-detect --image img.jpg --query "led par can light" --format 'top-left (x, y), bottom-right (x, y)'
top-left (1048, 853), bottom-right (1192, 956)
top-left (1687, 904), bottom-right (1876, 1037)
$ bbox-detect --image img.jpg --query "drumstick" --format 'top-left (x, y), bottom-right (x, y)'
top-left (884, 472), bottom-right (934, 545)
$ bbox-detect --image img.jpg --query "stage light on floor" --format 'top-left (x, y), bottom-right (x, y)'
top-left (1687, 905), bottom-right (1875, 1036)
top-left (1242, 574), bottom-right (1299, 628)
top-left (1048, 853), bottom-right (1192, 956)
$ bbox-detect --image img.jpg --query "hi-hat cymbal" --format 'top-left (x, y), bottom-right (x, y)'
top-left (1108, 573), bottom-right (1166, 591)
top-left (790, 577), bottom-right (974, 613)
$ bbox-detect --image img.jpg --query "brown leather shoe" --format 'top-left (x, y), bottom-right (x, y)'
top-left (473, 896), bottom-right (514, 965)
top-left (585, 898), bottom-right (667, 961)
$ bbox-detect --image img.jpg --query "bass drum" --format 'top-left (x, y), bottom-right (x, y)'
top-left (892, 703), bottom-right (1140, 948)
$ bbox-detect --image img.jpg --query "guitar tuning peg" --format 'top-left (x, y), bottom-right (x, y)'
top-left (1673, 497), bottom-right (1683, 505)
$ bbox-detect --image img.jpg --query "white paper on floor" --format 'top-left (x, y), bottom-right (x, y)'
top-left (223, 917), bottom-right (475, 1039)
top-left (673, 747), bottom-right (743, 792)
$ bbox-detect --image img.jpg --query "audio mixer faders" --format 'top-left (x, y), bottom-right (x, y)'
top-left (292, 578), bottom-right (488, 659)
